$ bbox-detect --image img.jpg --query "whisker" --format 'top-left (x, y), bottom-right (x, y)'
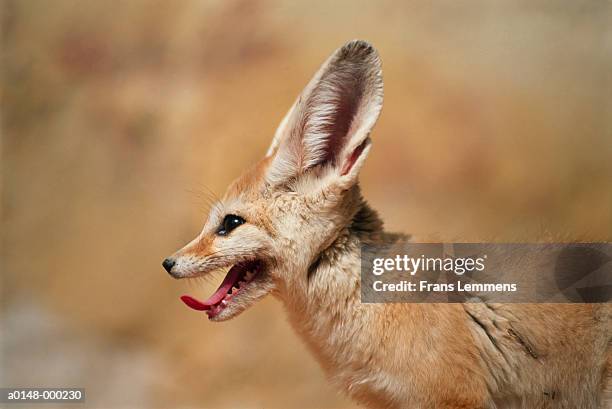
top-left (185, 188), bottom-right (217, 212)
top-left (199, 183), bottom-right (222, 202)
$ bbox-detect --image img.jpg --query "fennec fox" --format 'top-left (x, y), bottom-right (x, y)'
top-left (163, 40), bottom-right (610, 409)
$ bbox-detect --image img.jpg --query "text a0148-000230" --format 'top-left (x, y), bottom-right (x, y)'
top-left (1, 388), bottom-right (85, 403)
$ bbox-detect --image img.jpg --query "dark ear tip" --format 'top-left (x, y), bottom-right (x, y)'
top-left (340, 39), bottom-right (377, 58)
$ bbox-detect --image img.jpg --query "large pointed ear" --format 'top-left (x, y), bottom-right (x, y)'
top-left (266, 40), bottom-right (383, 187)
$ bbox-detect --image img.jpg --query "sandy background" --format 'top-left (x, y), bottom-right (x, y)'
top-left (2, 1), bottom-right (611, 408)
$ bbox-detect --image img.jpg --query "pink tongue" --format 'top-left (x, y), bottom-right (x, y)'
top-left (180, 264), bottom-right (243, 311)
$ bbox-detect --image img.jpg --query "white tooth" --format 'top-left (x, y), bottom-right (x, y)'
top-left (221, 300), bottom-right (227, 306)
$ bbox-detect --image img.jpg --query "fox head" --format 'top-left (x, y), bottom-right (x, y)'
top-left (163, 40), bottom-right (383, 321)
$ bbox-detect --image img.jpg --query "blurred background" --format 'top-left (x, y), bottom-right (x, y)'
top-left (2, 1), bottom-right (611, 408)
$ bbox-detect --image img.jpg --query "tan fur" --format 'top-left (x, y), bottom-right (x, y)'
top-left (225, 155), bottom-right (273, 201)
top-left (167, 40), bottom-right (611, 408)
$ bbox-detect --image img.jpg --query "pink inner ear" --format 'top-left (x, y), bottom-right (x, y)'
top-left (320, 81), bottom-right (362, 166)
top-left (341, 139), bottom-right (369, 176)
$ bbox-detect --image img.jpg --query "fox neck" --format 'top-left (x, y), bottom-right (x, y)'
top-left (277, 195), bottom-right (404, 378)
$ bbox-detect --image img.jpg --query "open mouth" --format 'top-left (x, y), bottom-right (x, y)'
top-left (180, 259), bottom-right (263, 319)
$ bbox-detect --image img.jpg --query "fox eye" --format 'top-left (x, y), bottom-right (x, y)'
top-left (217, 214), bottom-right (245, 236)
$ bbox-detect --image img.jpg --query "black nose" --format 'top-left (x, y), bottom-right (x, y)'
top-left (162, 258), bottom-right (176, 274)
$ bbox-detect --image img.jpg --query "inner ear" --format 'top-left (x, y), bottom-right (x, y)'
top-left (316, 74), bottom-right (364, 166)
